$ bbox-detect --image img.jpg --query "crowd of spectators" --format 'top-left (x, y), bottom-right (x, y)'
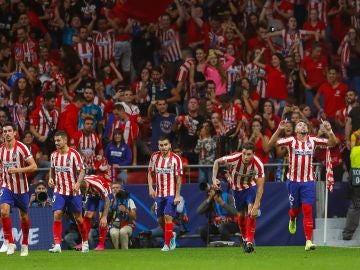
top-left (1, 0), bottom-right (360, 185)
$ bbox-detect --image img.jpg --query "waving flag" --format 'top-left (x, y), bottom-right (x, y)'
top-left (326, 147), bottom-right (334, 192)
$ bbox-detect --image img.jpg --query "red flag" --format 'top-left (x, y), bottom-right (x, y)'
top-left (113, 0), bottom-right (173, 23)
top-left (326, 147), bottom-right (334, 192)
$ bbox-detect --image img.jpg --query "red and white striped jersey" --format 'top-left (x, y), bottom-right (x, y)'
top-left (281, 29), bottom-right (306, 57)
top-left (350, 0), bottom-right (360, 30)
top-left (93, 29), bottom-right (115, 63)
top-left (37, 60), bottom-right (52, 76)
top-left (78, 132), bottom-right (102, 169)
top-left (226, 63), bottom-right (245, 93)
top-left (12, 40), bottom-right (39, 67)
top-left (110, 118), bottom-right (139, 146)
top-left (277, 135), bottom-right (328, 182)
top-left (221, 105), bottom-right (243, 132)
top-left (307, 0), bottom-right (329, 25)
top-left (156, 27), bottom-right (182, 63)
top-left (220, 152), bottom-right (264, 191)
top-left (29, 105), bottom-right (59, 137)
top-left (84, 174), bottom-right (110, 199)
top-left (73, 41), bottom-right (95, 71)
top-left (51, 148), bottom-right (85, 196)
top-left (0, 141), bottom-right (33, 194)
top-left (245, 62), bottom-right (267, 98)
top-left (148, 151), bottom-right (183, 197)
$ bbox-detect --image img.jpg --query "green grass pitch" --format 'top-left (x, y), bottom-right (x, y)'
top-left (2, 247), bottom-right (360, 270)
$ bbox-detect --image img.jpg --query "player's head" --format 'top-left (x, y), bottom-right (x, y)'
top-left (295, 120), bottom-right (309, 135)
top-left (241, 142), bottom-right (255, 165)
top-left (111, 182), bottom-right (121, 195)
top-left (2, 122), bottom-right (16, 142)
top-left (54, 130), bottom-right (68, 150)
top-left (83, 117), bottom-right (94, 133)
top-left (158, 136), bottom-right (171, 156)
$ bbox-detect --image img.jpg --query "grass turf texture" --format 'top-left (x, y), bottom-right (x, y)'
top-left (2, 246), bottom-right (360, 270)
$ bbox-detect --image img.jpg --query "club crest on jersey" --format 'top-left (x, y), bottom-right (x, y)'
top-left (66, 158), bottom-right (71, 166)
top-left (306, 142), bottom-right (312, 148)
top-left (12, 153), bottom-right (17, 160)
top-left (167, 161), bottom-right (172, 168)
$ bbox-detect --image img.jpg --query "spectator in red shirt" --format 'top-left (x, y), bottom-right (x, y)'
top-left (300, 42), bottom-right (328, 113)
top-left (314, 67), bottom-right (348, 122)
top-left (302, 8), bottom-right (326, 52)
top-left (247, 23), bottom-right (272, 63)
top-left (254, 48), bottom-right (288, 113)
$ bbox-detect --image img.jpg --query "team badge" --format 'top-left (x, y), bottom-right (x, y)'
top-left (167, 161), bottom-right (172, 168)
top-left (66, 158), bottom-right (71, 166)
top-left (12, 153), bottom-right (17, 161)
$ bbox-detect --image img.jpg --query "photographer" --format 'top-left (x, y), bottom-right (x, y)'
top-left (29, 181), bottom-right (52, 208)
top-left (197, 182), bottom-right (238, 245)
top-left (108, 183), bottom-right (136, 249)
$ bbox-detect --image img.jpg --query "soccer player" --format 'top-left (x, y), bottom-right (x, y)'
top-left (79, 161), bottom-right (111, 251)
top-left (48, 131), bottom-right (88, 253)
top-left (147, 136), bottom-right (183, 251)
top-left (0, 122), bottom-right (37, 256)
top-left (268, 119), bottom-right (338, 251)
top-left (212, 142), bottom-right (265, 253)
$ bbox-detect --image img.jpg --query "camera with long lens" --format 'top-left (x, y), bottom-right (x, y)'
top-left (36, 192), bottom-right (48, 202)
top-left (115, 190), bottom-right (129, 200)
top-left (199, 182), bottom-right (222, 196)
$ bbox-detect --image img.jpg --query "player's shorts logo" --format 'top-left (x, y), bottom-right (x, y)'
top-left (0, 188), bottom-right (3, 198)
top-left (52, 194), bottom-right (56, 203)
top-left (288, 194), bottom-right (294, 206)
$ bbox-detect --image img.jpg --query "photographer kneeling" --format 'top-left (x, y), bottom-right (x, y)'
top-left (197, 182), bottom-right (238, 245)
top-left (108, 184), bottom-right (136, 249)
top-left (29, 181), bottom-right (52, 208)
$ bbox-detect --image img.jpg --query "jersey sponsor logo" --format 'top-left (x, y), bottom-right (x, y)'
top-left (55, 166), bottom-right (71, 173)
top-left (110, 151), bottom-right (122, 157)
top-left (235, 170), bottom-right (256, 177)
top-left (294, 150), bottom-right (313, 155)
top-left (2, 161), bottom-right (18, 167)
top-left (155, 167), bottom-right (172, 174)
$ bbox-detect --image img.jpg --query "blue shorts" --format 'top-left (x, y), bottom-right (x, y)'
top-left (286, 180), bottom-right (316, 208)
top-left (85, 195), bottom-right (103, 212)
top-left (233, 186), bottom-right (257, 211)
top-left (155, 196), bottom-right (176, 218)
top-left (0, 187), bottom-right (29, 212)
top-left (52, 193), bottom-right (82, 213)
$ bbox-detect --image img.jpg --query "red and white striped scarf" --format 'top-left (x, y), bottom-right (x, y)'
top-left (326, 147), bottom-right (334, 192)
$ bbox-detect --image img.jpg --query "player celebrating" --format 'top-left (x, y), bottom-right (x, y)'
top-left (0, 123), bottom-right (37, 256)
top-left (48, 131), bottom-right (88, 253)
top-left (212, 142), bottom-right (265, 253)
top-left (147, 136), bottom-right (182, 252)
top-left (268, 120), bottom-right (338, 251)
top-left (79, 158), bottom-right (111, 251)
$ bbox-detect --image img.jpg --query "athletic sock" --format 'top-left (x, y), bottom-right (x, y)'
top-left (77, 221), bottom-right (88, 242)
top-left (302, 204), bottom-right (313, 241)
top-left (237, 215), bottom-right (247, 240)
top-left (246, 216), bottom-right (257, 244)
top-left (21, 219), bottom-right (31, 245)
top-left (289, 207), bottom-right (300, 220)
top-left (53, 221), bottom-right (62, 244)
top-left (83, 216), bottom-right (91, 238)
top-left (164, 222), bottom-right (174, 246)
top-left (98, 226), bottom-right (107, 246)
top-left (2, 217), bottom-right (14, 244)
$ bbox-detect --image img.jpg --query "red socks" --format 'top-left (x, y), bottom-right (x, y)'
top-left (83, 216), bottom-right (91, 238)
top-left (237, 216), bottom-right (247, 240)
top-left (76, 221), bottom-right (88, 242)
top-left (246, 216), bottom-right (256, 244)
top-left (289, 207), bottom-right (300, 220)
top-left (98, 226), bottom-right (108, 246)
top-left (164, 222), bottom-right (174, 246)
top-left (53, 221), bottom-right (62, 244)
top-left (302, 204), bottom-right (313, 241)
top-left (21, 219), bottom-right (31, 245)
top-left (2, 217), bottom-right (14, 244)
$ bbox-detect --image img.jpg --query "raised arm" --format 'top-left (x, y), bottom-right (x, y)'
top-left (267, 120), bottom-right (286, 151)
top-left (253, 47), bottom-right (266, 69)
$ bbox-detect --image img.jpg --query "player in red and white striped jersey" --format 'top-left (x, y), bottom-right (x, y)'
top-left (0, 122), bottom-right (37, 256)
top-left (79, 168), bottom-right (111, 251)
top-left (212, 142), bottom-right (265, 253)
top-left (147, 136), bottom-right (183, 251)
top-left (77, 118), bottom-right (103, 171)
top-left (48, 131), bottom-right (88, 253)
top-left (268, 119), bottom-right (338, 251)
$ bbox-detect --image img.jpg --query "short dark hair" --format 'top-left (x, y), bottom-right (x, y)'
top-left (2, 122), bottom-right (16, 131)
top-left (54, 130), bottom-right (68, 139)
top-left (158, 136), bottom-right (170, 143)
top-left (242, 142), bottom-right (255, 152)
top-left (83, 117), bottom-right (94, 123)
top-left (113, 103), bottom-right (125, 111)
top-left (44, 91), bottom-right (57, 101)
top-left (73, 94), bottom-right (85, 103)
